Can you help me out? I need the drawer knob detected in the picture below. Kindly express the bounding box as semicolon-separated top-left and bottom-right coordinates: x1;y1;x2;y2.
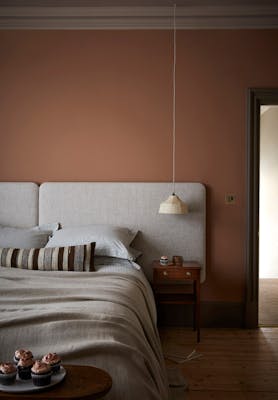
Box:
186;271;191;277
163;271;168;276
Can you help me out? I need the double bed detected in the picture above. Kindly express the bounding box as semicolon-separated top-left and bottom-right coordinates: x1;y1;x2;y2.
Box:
0;182;206;399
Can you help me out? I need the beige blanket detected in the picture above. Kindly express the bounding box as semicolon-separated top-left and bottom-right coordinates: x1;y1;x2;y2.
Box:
0;263;168;400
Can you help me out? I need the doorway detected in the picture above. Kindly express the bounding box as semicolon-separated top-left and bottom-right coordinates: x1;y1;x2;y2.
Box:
259;105;278;326
246;88;278;328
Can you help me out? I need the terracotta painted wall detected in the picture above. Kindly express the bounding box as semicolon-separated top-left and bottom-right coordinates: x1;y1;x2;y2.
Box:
1;29;278;303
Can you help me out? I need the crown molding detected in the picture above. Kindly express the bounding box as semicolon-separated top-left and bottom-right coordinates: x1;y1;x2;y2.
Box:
0;5;278;29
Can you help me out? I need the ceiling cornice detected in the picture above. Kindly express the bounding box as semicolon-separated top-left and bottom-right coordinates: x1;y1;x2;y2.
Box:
1;4;278;29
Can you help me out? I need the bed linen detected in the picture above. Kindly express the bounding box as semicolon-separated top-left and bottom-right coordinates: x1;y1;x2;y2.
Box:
0;257;168;400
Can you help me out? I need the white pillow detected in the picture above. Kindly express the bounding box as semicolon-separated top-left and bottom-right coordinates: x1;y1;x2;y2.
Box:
0;223;60;249
46;224;141;261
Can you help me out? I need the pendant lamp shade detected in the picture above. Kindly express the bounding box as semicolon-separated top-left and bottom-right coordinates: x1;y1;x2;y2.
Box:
158;4;188;215
159;193;188;214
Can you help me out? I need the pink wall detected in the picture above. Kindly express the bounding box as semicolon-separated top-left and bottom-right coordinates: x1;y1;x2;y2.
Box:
1;29;278;303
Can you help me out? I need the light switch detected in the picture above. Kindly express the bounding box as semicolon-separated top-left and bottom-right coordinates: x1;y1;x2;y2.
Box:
225;194;236;204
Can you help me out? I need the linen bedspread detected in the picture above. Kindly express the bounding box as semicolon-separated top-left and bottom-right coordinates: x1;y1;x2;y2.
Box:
0;262;168;400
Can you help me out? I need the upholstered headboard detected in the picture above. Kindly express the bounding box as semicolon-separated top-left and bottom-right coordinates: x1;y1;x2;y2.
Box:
0;182;206;281
39;182;206;281
0;182;38;227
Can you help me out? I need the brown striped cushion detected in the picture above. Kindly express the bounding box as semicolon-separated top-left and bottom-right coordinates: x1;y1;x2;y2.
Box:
0;243;95;272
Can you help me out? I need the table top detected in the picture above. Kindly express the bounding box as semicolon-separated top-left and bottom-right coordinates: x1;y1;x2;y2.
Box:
0;364;112;400
152;260;201;269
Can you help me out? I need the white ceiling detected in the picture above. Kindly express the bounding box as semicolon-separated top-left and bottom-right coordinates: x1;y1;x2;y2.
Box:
0;0;278;29
261;106;278;116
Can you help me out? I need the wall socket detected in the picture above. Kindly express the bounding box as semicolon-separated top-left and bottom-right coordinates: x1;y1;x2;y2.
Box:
225;194;236;204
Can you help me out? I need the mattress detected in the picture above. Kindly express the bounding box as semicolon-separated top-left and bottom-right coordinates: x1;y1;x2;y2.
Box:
0;257;168;400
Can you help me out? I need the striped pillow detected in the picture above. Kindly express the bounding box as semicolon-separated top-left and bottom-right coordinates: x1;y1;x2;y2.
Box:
0;243;95;272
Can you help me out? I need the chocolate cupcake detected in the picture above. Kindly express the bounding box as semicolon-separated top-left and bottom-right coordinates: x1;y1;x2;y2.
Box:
17;356;34;380
31;360;52;387
42;353;61;373
14;349;33;365
0;363;17;385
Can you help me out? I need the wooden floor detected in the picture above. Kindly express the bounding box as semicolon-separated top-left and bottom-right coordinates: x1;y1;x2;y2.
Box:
159;327;278;399
259;278;278;326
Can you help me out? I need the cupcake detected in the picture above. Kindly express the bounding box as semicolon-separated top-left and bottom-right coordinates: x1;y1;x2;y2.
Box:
14;349;33;365
0;363;17;385
17;356;34;380
42;353;61;373
31;360;52;387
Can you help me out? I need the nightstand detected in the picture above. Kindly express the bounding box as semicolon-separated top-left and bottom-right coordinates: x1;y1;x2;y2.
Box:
152;260;201;342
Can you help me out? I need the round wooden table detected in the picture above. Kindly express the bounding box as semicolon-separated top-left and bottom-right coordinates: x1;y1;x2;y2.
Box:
0;365;112;400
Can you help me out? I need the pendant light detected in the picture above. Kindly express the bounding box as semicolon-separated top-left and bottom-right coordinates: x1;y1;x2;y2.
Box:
159;4;188;215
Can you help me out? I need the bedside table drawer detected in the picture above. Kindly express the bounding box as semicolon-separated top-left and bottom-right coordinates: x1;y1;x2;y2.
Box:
153;267;199;283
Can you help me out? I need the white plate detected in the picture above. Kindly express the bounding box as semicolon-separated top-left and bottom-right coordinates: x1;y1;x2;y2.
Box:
0;366;66;393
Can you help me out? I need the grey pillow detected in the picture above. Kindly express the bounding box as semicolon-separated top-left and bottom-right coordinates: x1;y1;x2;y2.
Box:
0;223;59;249
46;224;141;261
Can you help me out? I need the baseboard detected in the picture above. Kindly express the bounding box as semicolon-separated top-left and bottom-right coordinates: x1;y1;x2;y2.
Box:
157;301;244;328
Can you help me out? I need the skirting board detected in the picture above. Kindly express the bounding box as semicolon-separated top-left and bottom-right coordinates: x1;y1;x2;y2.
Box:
157;301;244;328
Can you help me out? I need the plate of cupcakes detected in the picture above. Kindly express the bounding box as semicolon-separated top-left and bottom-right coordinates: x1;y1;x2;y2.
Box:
0;349;66;393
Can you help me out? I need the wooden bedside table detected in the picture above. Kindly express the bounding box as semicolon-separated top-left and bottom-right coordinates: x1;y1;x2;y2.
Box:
0;365;112;399
152;260;201;342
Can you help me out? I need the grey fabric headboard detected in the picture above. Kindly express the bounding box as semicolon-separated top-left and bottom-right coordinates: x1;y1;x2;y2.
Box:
0;182;206;281
39;182;206;281
0;182;38;227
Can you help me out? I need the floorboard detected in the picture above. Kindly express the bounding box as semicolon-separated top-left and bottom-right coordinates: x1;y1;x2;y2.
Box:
159;327;278;400
259;278;278;326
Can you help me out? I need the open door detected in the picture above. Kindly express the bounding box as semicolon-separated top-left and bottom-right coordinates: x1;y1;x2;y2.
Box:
245;88;278;328
259;105;278;326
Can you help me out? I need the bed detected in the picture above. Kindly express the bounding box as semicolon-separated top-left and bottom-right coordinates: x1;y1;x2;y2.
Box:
0;182;206;399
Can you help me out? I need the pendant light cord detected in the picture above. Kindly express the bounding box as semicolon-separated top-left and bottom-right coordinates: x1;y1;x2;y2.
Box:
172;3;176;195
